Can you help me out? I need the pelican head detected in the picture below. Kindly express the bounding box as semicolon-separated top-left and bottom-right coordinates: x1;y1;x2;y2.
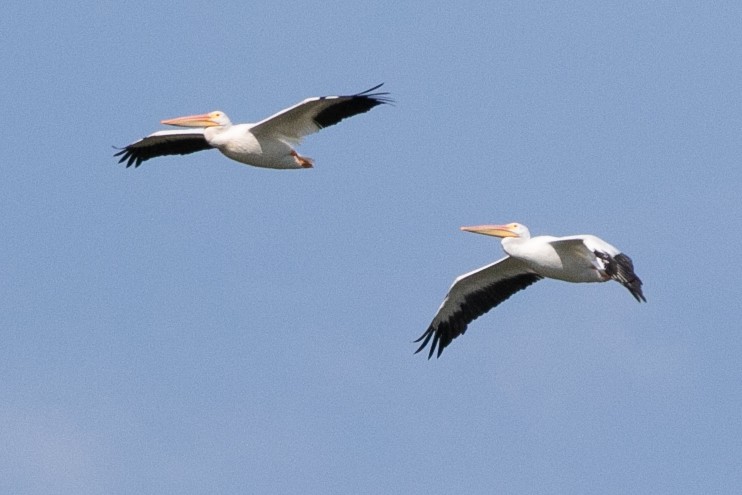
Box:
161;110;231;128
460;222;530;239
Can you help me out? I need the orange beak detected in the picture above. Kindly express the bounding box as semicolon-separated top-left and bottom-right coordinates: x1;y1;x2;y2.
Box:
460;224;519;238
161;113;220;127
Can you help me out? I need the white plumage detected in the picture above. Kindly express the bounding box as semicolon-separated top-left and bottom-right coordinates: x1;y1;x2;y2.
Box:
115;84;391;169
415;223;645;358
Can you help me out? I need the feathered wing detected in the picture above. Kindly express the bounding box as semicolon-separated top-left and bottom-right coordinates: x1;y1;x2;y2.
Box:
248;84;391;145
552;236;646;302
415;257;543;359
598;252;646;302
114;129;212;168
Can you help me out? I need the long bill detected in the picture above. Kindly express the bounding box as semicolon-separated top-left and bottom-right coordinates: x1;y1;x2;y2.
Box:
161;113;220;127
460;224;519;238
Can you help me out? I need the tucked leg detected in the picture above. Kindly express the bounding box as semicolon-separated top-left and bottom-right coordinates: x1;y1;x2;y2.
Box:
291;150;314;168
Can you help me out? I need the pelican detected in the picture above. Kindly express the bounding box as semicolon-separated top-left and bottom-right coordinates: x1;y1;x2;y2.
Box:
115;84;391;169
415;223;646;358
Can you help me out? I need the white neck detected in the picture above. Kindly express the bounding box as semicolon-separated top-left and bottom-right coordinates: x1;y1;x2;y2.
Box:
501;236;529;257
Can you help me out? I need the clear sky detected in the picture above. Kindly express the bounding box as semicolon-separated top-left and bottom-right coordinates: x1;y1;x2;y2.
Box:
2;1;741;493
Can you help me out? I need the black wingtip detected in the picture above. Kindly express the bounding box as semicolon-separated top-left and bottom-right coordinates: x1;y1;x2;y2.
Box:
313;84;393;129
414;273;544;360
626;277;646;302
356;83;394;105
613;253;646;303
113;133;211;168
359;83;384;93
629;285;647;303
113;146;140;168
413;329;439;359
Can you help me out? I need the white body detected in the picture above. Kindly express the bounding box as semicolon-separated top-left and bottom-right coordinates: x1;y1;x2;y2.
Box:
415;223;645;358
502;234;620;283
115;85;390;169
206;124;301;169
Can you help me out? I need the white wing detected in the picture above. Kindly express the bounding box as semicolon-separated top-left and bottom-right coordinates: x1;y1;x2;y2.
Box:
550;236;645;302
248;84;391;145
554;235;620;256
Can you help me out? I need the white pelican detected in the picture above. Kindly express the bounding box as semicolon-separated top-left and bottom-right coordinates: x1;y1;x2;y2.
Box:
415;223;646;358
115;84;391;169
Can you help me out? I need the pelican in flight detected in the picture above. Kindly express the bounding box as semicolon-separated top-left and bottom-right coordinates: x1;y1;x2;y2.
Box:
115;84;391;169
415;223;646;358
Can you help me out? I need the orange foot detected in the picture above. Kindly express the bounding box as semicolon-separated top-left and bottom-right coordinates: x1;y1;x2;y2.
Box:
291;150;314;168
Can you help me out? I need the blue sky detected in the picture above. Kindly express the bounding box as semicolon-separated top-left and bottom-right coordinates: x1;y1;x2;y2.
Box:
2;1;741;493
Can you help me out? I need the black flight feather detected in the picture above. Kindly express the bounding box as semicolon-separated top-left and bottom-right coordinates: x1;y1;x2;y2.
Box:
114;134;212;168
595;251;646;302
313;83;392;129
415;272;544;359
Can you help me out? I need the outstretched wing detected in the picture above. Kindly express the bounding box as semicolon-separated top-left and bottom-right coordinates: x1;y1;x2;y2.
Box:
249;84;391;145
114;129;212;168
555;236;646;303
415;257;543;359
